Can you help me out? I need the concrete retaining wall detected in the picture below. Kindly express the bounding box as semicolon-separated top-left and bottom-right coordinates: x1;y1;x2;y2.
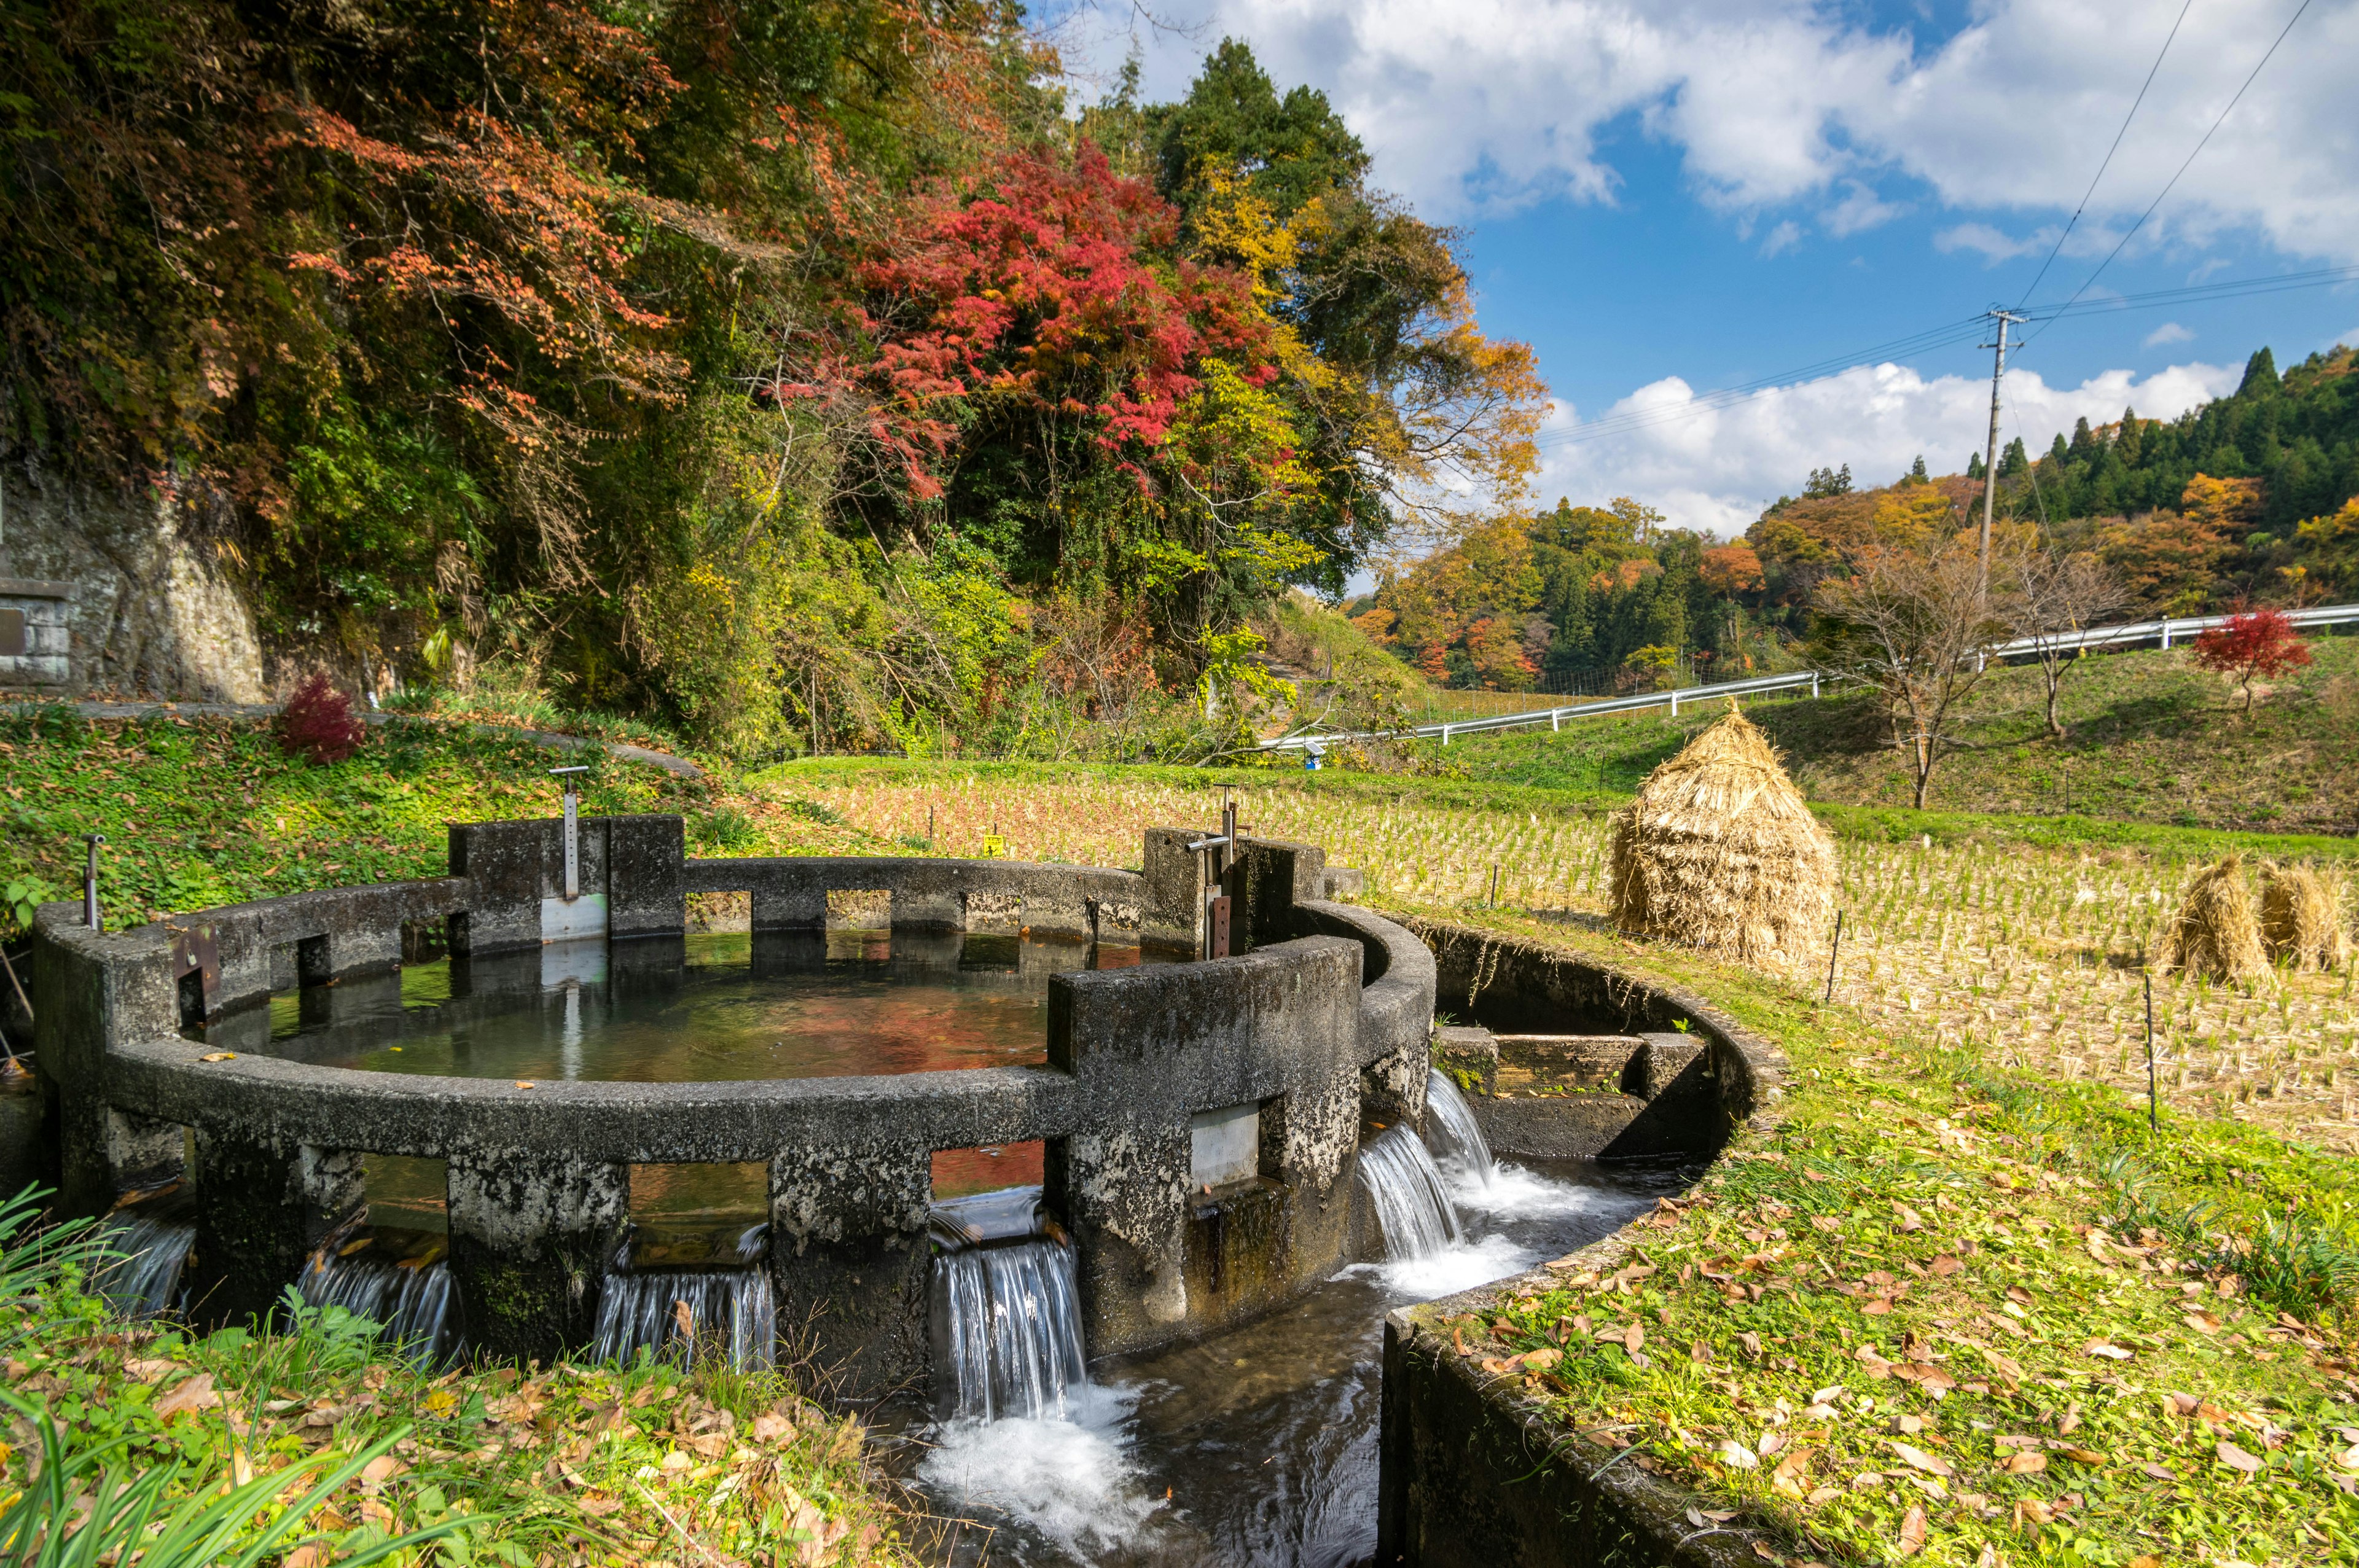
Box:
1379;922;1786;1568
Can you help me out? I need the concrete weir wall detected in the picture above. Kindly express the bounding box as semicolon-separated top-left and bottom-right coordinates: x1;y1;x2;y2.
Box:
28;817;1435;1392
1379;922;1786;1568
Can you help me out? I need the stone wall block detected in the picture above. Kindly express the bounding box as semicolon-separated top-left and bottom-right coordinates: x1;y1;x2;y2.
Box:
769;1143;932;1397
604;815;686;937
189;1128;356;1327
33;911;181;1214
446;1148;628;1362
0;472;266;701
447;821;544;956
1140;827;1208;949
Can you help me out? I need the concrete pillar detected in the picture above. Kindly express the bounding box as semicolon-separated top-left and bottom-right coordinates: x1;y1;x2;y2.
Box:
604;815;686;938
448;821;546;957
31;908;180;1215
447;1148;628;1363
769;1144;933;1396
188;1133;365;1327
1140;827;1208;950
1231;839;1327;953
1049;1121;1193;1352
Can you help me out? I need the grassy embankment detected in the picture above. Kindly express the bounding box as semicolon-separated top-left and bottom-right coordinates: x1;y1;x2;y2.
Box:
1439;636;2359;836
7;708;2359;1562
1404;902;2359;1567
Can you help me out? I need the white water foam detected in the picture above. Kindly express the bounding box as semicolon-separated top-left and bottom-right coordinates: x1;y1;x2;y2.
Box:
918;1383;1167;1558
1363;1234;1539;1301
1448;1161;1622;1223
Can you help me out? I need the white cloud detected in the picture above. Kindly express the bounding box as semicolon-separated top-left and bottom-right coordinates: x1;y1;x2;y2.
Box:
1063;0;2359;260
1934;222;2044;263
1532;357;2241;539
1823;179;1907;238
1759;220;1804;258
2329;328;2359;354
2144;321;2194;347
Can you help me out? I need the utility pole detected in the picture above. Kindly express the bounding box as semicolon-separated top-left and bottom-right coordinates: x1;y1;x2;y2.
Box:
1978;308;2027;605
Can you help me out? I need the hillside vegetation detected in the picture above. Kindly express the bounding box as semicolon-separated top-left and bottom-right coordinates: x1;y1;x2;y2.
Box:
1439;637;2359;835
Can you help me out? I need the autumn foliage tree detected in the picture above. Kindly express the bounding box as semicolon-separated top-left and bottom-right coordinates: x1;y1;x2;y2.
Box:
2191;608;2312;716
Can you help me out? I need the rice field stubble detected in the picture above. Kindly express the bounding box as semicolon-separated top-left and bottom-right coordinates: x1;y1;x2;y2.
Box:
785;771;2359;1154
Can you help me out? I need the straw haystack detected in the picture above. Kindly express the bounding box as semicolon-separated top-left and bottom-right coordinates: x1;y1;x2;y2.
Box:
2259;861;2350;970
2154;856;2267;981
1608;703;1837;969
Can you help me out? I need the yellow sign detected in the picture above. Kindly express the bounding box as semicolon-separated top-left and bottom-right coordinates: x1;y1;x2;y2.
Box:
982;834;1006;859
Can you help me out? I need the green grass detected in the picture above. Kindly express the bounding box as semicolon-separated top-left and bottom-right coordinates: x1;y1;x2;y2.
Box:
1436;637;2359;835
0;1193;906;1565
0;705;890;932
1392;897;2359;1567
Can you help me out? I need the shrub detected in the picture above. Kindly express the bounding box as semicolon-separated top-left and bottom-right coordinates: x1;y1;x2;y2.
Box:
2190;607;2312;714
278;673;368;764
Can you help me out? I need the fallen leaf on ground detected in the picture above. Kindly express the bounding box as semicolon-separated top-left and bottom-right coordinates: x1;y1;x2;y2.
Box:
198;1051;236;1063
2084;1341;2133;1360
2215;1440;2264;1474
152;1373;219;1419
1898;1505;1928;1555
2001;1450;2046;1475
1890;1442;1954;1478
1716;1441;1759;1470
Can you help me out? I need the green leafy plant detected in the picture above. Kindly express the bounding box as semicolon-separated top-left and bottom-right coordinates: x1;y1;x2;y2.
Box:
0;1408;464;1568
4;876;58;936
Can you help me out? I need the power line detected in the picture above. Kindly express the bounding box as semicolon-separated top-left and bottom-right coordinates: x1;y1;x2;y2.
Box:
2021;0;2317;348
2014;0;2199;309
2023;260;2359;322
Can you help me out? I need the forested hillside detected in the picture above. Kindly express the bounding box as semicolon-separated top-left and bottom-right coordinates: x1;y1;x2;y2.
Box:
0;15;1539;757
1356;338;2359;697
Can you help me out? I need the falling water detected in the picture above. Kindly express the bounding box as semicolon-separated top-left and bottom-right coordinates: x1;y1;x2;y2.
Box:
932;1234;1088;1422
592;1225;775;1371
1420;1071;1495;1185
100;1214;197;1317
295;1247;463;1367
1357;1127;1461;1260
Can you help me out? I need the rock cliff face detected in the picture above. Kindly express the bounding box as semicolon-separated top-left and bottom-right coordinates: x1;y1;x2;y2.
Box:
0;462;267;703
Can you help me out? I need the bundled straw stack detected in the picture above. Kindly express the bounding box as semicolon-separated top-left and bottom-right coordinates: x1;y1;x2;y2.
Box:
1608;703;1837;969
2154;856;2268;981
2259;861;2351;970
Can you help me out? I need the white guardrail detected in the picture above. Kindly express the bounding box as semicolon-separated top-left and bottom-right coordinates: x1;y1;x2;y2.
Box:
1259;600;2359;752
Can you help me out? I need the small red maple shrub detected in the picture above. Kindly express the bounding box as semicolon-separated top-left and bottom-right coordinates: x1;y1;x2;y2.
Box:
279;672;368;763
2190;607;2312;715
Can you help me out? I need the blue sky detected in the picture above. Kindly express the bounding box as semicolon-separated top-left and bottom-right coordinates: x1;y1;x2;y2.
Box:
1044;0;2359;537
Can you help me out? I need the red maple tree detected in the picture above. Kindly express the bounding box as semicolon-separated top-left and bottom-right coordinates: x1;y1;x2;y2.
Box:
2190;607;2312;715
832;141;1275;496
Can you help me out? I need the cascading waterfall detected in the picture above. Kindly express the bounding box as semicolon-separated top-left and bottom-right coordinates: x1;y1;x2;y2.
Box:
296;1247;463;1367
1357;1126;1461;1259
932;1233;1088;1422
100;1214;197;1317
1420;1072;1495;1185
592;1225;775;1371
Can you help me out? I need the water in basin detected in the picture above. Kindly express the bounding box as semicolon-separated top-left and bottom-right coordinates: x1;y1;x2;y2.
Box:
200;929;1179;1083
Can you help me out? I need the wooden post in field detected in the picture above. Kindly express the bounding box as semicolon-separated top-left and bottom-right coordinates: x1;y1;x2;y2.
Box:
1824;911;1845;1002
2144;971;2159;1131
